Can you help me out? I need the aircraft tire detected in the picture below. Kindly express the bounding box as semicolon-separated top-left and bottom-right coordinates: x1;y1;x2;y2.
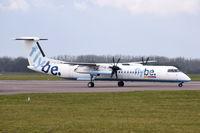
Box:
118;81;124;87
88;82;94;88
178;83;183;87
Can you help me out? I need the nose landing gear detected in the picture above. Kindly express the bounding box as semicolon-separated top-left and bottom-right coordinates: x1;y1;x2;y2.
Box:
178;82;183;87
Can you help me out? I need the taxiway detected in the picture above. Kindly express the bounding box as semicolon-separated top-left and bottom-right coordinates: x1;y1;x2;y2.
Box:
0;80;199;94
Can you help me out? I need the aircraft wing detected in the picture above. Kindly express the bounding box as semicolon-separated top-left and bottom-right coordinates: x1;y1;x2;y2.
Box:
77;71;112;75
72;63;112;76
126;60;157;64
63;60;156;66
65;62;98;66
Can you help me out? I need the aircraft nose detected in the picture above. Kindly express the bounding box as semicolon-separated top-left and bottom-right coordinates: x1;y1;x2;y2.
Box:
182;73;191;82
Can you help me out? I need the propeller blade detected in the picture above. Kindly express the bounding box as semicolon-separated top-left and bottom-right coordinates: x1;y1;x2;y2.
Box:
145;57;150;65
116;58;121;65
146;57;149;62
113;57;115;66
142;57;144;64
115;72;118;79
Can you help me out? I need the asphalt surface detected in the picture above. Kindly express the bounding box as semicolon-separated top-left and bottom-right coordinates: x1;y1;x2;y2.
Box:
0;80;200;95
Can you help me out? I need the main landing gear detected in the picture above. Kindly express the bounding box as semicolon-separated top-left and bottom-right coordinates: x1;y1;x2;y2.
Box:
178;82;183;87
118;81;124;87
88;82;94;88
88;75;95;88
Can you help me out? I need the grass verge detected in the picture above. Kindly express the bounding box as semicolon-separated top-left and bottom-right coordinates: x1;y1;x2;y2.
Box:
188;74;200;81
0;91;200;133
0;73;63;80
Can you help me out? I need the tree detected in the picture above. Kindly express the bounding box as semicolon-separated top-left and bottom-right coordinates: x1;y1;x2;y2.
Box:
1;55;200;74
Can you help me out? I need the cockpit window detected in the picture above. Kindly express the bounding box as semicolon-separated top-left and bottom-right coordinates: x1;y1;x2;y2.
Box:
167;69;180;72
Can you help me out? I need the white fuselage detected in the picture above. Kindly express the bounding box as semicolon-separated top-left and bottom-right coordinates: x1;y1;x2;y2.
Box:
29;63;191;83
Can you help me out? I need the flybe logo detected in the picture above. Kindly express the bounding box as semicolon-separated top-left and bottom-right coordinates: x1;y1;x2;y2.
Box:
29;46;46;69
29;46;61;76
41;61;61;76
144;68;156;78
133;68;156;78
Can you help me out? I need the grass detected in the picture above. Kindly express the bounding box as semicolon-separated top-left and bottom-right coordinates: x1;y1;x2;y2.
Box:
0;73;200;81
0;73;63;80
1;91;200;133
188;74;200;81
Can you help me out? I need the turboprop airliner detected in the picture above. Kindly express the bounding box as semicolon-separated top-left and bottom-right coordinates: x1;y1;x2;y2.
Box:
14;37;191;88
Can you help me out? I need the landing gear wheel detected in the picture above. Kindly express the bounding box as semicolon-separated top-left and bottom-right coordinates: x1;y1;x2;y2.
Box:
88;82;94;88
118;81;124;87
178;83;183;87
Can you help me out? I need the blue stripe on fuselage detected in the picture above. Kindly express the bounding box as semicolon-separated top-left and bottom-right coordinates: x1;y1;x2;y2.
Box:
62;77;190;83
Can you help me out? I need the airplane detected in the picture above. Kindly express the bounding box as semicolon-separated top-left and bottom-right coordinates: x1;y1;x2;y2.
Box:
14;37;191;88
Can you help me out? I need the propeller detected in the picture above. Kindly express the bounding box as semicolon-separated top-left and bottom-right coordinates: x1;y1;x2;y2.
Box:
142;57;150;65
109;57;121;79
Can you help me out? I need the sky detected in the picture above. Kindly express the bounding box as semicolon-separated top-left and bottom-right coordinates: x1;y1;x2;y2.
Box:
1;0;200;58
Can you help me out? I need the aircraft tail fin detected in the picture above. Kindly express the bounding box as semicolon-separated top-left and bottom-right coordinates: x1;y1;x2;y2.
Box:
14;37;65;73
13;37;48;66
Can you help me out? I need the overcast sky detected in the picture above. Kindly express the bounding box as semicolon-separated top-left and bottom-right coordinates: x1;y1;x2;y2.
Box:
1;0;200;58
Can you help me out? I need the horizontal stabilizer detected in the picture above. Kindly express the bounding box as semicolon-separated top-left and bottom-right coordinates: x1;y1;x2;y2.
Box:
13;37;47;41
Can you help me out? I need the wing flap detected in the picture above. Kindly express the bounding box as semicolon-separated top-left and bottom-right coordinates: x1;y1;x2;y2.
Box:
77;71;111;75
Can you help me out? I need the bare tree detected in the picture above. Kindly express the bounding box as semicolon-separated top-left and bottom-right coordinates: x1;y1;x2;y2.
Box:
1;55;200;74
